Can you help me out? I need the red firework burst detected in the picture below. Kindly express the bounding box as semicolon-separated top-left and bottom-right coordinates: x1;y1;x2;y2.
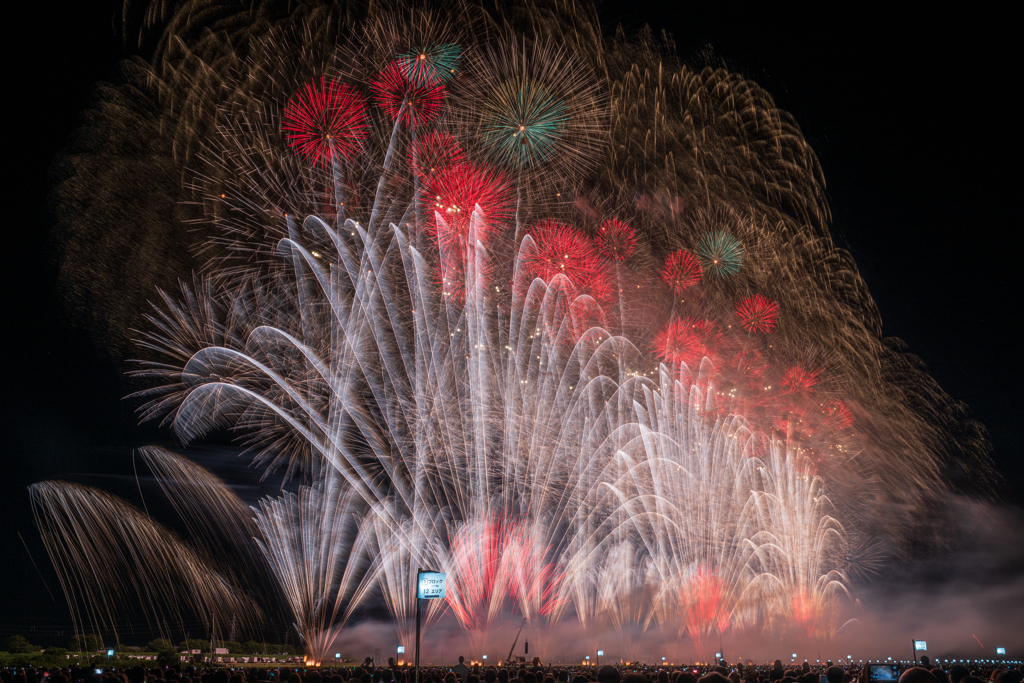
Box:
282;77;369;167
423;164;515;248
779;363;820;395
595;218;637;262
652;318;702;367
822;400;854;431
736;294;780;334
371;61;445;127
409;130;465;181
521;219;611;304
435;251;495;303
660;249;703;295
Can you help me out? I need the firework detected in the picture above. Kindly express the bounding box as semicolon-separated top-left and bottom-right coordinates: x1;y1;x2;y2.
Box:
481;80;570;169
282;77;369;167
29;481;260;641
660;249;703;295
736;294;781;334
822;400;854;431
595;218;638;262
696;231;745;279
371;61;445;127
423;163;515;248
780;363;821;396
519;218;611;304
398;43;462;85
462;36;607;186
652;318;702;367
254;468;378;665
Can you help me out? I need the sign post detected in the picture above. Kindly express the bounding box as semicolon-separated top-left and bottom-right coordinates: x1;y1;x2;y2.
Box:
416;569;447;683
913;641;927;665
597;650;603;667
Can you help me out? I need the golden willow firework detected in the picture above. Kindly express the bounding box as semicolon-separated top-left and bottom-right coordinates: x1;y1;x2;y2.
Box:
40;0;992;660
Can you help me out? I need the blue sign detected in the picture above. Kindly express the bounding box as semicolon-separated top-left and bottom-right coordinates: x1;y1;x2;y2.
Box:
915;641;927;652
398;646;405;654
418;572;447;599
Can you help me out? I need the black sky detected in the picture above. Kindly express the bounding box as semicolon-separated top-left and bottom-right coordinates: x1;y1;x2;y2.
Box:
1;0;1020;637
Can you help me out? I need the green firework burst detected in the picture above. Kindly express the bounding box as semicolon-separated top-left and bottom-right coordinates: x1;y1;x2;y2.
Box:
398;43;462;84
480;80;570;169
697;231;744;278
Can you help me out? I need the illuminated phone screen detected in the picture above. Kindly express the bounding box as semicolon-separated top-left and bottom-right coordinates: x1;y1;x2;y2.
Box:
869;665;897;682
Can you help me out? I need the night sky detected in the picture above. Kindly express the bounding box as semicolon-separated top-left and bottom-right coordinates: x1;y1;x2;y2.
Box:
1;1;1020;640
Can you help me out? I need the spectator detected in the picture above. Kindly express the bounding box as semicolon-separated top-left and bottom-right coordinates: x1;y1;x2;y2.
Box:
598;668;620;683
898;669;939;683
453;659;469;683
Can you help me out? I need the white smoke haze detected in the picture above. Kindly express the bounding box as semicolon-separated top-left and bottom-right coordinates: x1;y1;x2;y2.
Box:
326;501;1024;664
